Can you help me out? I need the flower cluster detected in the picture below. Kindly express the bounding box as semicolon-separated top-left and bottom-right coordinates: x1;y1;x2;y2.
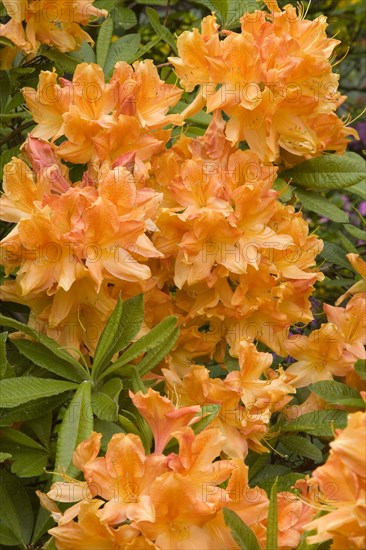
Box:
169;0;357;164
163;339;295;457
300;410;366;549
150;113;324;364
0;136;163;352
0;1;365;548
41;388;316;550
0;0;107;63
22;61;182;165
284;254;366;388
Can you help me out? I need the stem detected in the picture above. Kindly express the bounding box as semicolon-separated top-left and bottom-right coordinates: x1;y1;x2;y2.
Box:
0;120;35;147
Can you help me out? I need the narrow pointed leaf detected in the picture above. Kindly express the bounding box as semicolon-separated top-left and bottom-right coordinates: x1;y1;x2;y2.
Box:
295;189;349;223
54;381;93;480
96;16;113;68
223;509;261;550
93;294;144;380
309;380;365;408
146;8;177;54
91;392;118;421
104;34;141;78
266;478;278;550
103;316;178;378
281;409;348;436
0;332;8;378
0;314;86;373
0;377;77;408
138;326;179;376
280;435;323;462
12;339;86;382
282;152;366;190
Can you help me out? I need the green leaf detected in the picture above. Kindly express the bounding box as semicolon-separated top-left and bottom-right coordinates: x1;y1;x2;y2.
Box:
131;368;147;395
102;316;178;378
0;314;87;374
212;0;228;22
0;428;48;477
0;452;11;463
118;413;141;435
0;71;10;112
0;111;31;120
309;380;365;408
43;537;58;550
338;232;358;254
273;178;294;202
0;524;21;546
319;241;357;271
136;0;178;4
54;381;93;480
91;391;118;421
280;435;323;462
250;464;290;487
0;145;21;180
281;152;366;190
192;0;257;27
266;478;278;550
11;449;48;477
0;393;68;426
12;339;86;383
347;181;366;200
223;509;261;550
101;377;123;401
96;16;114;68
281;409;348;437
0;332;8;378
42;48;78;72
93;294;144;380
0;428;45;451
132;36;161;61
138;326;179;377
114;6;137;30
248;453;269;482
322;277;355;288
69;41;96;64
31;506;55;546
295;189;349;223
355;359;366;381
0;469;34;547
192;404;220;434
104;34;141;78
0;36;16;47
0;377;77;408
345;224;365;241
93;296;123;373
259;473;304;496
146;8;178;54
92;378;123;422
27;412;52;447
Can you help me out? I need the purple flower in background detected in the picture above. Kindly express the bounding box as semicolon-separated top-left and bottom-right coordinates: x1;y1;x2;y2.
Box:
359;202;366;216
348;121;366;154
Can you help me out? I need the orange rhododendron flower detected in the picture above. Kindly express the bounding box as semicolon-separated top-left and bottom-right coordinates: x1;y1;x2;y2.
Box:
163;340;295;456
44;426;272;550
302;411;366;549
169;4;357;163
22;61;182;165
0;0;108;55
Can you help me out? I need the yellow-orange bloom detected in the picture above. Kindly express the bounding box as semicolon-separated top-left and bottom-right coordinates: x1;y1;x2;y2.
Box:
303;411;366;549
0;0;108;55
169;5;357;163
22;62;182;165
